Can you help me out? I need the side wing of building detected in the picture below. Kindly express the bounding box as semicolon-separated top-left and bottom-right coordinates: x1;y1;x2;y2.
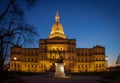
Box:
10;46;40;72
74;45;107;72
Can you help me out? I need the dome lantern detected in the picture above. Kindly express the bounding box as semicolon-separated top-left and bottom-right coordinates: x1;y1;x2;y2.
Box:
55;11;60;22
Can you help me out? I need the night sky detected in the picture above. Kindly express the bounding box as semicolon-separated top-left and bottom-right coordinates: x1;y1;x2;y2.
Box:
6;0;120;66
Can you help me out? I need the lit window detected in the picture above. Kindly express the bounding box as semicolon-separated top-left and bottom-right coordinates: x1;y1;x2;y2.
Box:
96;64;98;68
25;64;26;68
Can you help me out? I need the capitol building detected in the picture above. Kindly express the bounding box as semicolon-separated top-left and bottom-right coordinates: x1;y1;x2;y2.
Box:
10;12;107;73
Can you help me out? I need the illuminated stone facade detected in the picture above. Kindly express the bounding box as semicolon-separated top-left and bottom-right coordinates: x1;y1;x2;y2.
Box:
10;12;107;72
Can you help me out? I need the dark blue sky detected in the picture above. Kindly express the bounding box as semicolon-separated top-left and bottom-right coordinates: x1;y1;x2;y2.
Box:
23;0;120;66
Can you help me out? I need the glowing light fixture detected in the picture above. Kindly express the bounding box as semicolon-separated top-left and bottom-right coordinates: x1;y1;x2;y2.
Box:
13;57;17;60
106;56;108;60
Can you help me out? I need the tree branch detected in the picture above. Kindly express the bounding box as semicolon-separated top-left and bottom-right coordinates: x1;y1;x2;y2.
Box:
0;0;14;22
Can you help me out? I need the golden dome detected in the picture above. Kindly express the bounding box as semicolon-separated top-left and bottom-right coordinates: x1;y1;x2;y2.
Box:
48;11;66;39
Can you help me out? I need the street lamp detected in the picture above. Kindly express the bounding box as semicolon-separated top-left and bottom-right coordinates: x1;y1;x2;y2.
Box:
49;63;53;77
13;57;17;73
50;63;52;66
64;63;66;66
13;57;17;60
50;62;53;71
106;56;108;71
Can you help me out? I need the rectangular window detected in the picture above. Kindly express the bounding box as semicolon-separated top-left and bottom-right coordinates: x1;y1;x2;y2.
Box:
36;52;37;55
78;65;80;69
18;64;19;68
82;65;83;68
28;64;30;68
25;64;26;68
36;65;37;68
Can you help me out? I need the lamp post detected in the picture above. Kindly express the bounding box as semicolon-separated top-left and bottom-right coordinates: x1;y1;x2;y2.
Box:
106;56;108;71
13;57;17;73
49;63;52;77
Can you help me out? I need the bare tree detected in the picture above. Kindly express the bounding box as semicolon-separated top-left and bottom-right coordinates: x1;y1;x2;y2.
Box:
0;0;38;72
116;54;120;65
0;0;37;22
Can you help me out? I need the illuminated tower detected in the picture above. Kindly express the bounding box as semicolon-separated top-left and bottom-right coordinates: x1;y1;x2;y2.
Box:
48;11;66;39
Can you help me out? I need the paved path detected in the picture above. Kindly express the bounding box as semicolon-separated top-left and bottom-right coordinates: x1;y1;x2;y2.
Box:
20;76;101;83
